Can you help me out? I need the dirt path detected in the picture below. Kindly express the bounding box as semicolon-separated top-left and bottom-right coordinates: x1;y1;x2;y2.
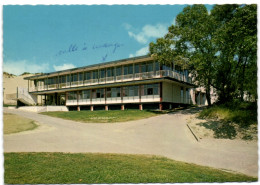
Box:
3;107;258;177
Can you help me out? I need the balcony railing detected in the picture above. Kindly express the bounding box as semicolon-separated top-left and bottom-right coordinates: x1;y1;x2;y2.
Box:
29;70;191;92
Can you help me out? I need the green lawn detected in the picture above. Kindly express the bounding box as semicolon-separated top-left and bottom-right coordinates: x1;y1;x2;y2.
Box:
3;113;38;134
41;110;163;123
4;152;256;184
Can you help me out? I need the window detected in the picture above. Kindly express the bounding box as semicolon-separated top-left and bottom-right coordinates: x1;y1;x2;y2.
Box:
85;72;91;80
72;73;78;82
106;88;111;98
155;62;160;71
147;62;153;72
134;64;139;73
107;68;114;77
111;87;121;97
66;75;70;83
82;90;90;99
116;66;121;76
92;89;97;99
141;63;146;72
96;89;105;98
124;86;129;97
60;75;66;83
92;70;98;79
100;69;105;78
153;84;159;95
147;84;153;95
68;91;77;100
78;73;83;81
142;83;159;96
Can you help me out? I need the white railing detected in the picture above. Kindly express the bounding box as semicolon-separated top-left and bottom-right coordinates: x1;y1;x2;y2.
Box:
30;70;191;92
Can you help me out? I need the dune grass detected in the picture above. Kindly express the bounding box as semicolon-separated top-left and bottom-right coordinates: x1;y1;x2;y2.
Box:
3;113;38;134
4;152;257;184
41;110;163;123
197;101;257;139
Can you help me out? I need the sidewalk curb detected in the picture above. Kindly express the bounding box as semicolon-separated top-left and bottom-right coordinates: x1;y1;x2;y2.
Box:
187;123;200;142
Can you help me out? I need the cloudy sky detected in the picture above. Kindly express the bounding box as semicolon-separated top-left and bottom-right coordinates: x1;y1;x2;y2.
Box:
3;5;213;75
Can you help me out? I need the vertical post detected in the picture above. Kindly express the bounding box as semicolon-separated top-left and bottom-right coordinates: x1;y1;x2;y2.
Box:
139;104;143;110
105;105;108;111
77;106;80;111
121;104;124;110
90;105;94;111
159;103;163;111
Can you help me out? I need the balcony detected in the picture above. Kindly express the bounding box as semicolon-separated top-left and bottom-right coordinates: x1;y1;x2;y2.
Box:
29;70;191;92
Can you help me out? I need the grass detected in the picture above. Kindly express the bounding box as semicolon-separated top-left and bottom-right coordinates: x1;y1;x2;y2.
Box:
198;101;257;139
4;152;257;184
41;110;164;123
3;113;38;134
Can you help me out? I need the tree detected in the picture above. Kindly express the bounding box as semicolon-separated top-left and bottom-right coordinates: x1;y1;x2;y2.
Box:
150;5;217;105
211;4;257;102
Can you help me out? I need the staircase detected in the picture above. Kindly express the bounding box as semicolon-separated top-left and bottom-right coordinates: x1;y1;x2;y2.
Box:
17;87;37;105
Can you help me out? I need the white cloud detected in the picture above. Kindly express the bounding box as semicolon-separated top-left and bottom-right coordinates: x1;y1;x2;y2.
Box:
3;60;49;75
53;63;76;71
126;23;169;44
129;46;149;58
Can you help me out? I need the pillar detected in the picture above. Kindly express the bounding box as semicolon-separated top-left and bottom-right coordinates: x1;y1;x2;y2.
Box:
159;103;163;111
121;104;125;110
139;104;143;110
105;105;108;111
90;105;94;111
169;104;172;109
77;106;80;111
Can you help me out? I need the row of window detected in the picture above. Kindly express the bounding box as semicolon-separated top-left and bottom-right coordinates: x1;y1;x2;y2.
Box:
67;84;160;100
35;61;187;86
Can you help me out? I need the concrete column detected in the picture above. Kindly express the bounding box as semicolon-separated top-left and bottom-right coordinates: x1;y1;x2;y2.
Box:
169;104;172;109
90;105;94;111
77;106;80;111
159;103;163;111
121;104;125;110
105;105;108;111
139;104;143;110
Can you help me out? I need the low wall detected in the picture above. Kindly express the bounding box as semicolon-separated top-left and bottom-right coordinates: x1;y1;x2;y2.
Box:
18;106;69;113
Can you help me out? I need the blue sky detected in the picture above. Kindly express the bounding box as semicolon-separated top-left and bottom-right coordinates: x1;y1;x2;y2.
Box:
3;5;213;75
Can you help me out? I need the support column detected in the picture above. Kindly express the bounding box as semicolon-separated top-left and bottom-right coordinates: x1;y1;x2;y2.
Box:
90;105;94;111
139;104;143;110
44;94;47;105
77;106;80;111
121;104;125;110
169;104;172;109
159;103;163;111
105;105;108;111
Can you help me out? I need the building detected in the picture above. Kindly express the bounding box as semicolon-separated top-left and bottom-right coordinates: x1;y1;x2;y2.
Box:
21;55;206;111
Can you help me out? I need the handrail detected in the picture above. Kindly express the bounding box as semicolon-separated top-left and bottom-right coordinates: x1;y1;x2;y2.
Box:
30;70;191;92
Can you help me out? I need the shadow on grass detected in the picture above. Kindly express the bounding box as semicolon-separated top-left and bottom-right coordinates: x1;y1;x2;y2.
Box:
198;121;237;139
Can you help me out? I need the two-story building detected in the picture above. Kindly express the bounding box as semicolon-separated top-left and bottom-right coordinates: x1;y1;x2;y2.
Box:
22;55;203;111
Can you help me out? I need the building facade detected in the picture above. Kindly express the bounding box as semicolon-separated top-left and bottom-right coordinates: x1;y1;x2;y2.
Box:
23;55;203;111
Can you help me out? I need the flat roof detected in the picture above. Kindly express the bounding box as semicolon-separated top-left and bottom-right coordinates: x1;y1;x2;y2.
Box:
24;55;152;80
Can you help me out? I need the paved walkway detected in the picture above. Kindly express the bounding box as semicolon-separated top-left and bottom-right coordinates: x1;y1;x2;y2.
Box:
4;108;258;177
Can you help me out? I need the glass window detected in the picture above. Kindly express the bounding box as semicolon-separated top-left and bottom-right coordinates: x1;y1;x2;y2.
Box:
154;84;159;95
66;75;70;83
92;89;96;99
124;86;129;97
155;62;160;71
92;70;98;79
124;66;128;75
141;63;146;72
134;64;139;73
79;73;83;81
116;66;121;76
100;69;105;78
111;88;117;97
96;89;105;98
82;90;90;99
129;65;133;74
68;91;77;100
129;86;134;96
147;63;153;72
134;86;139;96
72;73;78;82
147;84;153;95
106;88;111;98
